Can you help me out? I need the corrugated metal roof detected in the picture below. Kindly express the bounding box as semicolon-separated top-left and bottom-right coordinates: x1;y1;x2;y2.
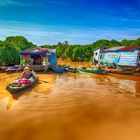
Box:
104;46;140;52
22;47;49;53
23;47;41;52
104;46;126;52
94;46;108;51
118;46;140;51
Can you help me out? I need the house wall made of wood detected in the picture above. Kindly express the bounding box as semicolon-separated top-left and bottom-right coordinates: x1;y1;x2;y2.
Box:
101;50;139;67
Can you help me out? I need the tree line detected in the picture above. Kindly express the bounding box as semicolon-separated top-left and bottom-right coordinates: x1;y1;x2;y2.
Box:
0;36;140;66
41;38;140;62
0;36;34;66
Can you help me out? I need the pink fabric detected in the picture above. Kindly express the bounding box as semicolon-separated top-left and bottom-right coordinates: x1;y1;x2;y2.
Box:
18;78;31;84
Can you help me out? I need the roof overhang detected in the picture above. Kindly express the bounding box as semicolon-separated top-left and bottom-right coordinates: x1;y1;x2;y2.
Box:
20;52;51;57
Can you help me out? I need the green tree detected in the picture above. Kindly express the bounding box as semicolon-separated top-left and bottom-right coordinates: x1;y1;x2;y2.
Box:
0;44;20;66
82;46;93;61
4;36;34;51
64;45;74;59
72;46;85;61
130;38;140;46
56;41;68;58
0;40;3;46
92;39;110;48
136;38;140;46
109;39;120;47
120;39;133;46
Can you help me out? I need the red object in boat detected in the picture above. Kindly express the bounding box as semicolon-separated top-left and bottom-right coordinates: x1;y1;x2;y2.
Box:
18;79;31;84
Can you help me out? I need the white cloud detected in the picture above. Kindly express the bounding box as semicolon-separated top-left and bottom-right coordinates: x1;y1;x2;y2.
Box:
0;20;139;45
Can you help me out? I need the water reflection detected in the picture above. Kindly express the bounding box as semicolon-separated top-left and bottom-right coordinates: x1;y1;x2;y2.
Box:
0;72;140;109
107;74;140;95
0;71;140;140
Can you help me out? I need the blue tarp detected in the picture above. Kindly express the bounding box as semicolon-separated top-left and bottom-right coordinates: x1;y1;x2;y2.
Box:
49;52;57;65
7;66;19;70
20;52;48;57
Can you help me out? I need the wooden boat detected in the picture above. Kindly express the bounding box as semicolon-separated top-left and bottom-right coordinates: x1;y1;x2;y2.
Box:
5;66;20;73
64;67;77;73
52;66;64;74
68;68;77;73
77;67;107;74
0;66;8;72
107;69;136;75
117;65;138;70
6;77;37;94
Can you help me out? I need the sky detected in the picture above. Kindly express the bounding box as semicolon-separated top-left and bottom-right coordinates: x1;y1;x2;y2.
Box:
0;0;140;45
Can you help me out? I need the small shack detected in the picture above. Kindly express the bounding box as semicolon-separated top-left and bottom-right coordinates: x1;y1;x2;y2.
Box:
93;46;140;67
20;47;57;71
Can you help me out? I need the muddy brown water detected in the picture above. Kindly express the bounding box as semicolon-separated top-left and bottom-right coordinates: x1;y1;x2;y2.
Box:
0;63;140;140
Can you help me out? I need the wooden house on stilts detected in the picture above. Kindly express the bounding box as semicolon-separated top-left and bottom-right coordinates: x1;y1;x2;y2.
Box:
20;47;57;71
93;46;140;68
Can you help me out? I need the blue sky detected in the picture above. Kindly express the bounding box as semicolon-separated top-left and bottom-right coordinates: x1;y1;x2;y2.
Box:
0;0;140;45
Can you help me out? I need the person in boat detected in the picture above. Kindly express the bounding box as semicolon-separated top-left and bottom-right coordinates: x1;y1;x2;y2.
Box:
21;67;36;80
12;67;36;87
21;67;36;82
64;64;70;71
93;63;101;70
103;63;108;70
10;67;37;88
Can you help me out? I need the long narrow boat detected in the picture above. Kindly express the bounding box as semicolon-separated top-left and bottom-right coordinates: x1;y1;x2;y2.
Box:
6;77;37;94
68;68;77;73
6;66;20;73
107;69;135;75
0;66;8;72
63;65;77;73
52;67;64;74
77;67;107;74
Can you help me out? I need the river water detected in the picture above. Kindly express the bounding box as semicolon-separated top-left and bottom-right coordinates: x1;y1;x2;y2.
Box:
0;69;140;140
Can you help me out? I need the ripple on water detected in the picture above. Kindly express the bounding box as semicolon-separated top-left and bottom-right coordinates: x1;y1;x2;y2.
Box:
0;72;140;140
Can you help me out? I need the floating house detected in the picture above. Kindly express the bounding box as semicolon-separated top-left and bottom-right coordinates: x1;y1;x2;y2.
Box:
20;47;57;71
93;46;140;67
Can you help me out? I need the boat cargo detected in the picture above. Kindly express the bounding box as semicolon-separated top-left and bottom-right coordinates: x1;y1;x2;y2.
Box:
6;77;37;94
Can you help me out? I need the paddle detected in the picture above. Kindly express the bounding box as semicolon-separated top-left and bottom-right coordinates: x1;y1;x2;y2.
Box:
39;80;49;83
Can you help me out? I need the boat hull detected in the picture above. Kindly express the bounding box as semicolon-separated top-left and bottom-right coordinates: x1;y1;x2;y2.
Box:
6;78;37;94
68;68;77;73
52;68;64;74
77;67;107;74
107;69;135;75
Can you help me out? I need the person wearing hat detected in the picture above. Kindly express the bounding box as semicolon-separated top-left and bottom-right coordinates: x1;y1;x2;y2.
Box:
21;67;36;80
13;67;36;87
